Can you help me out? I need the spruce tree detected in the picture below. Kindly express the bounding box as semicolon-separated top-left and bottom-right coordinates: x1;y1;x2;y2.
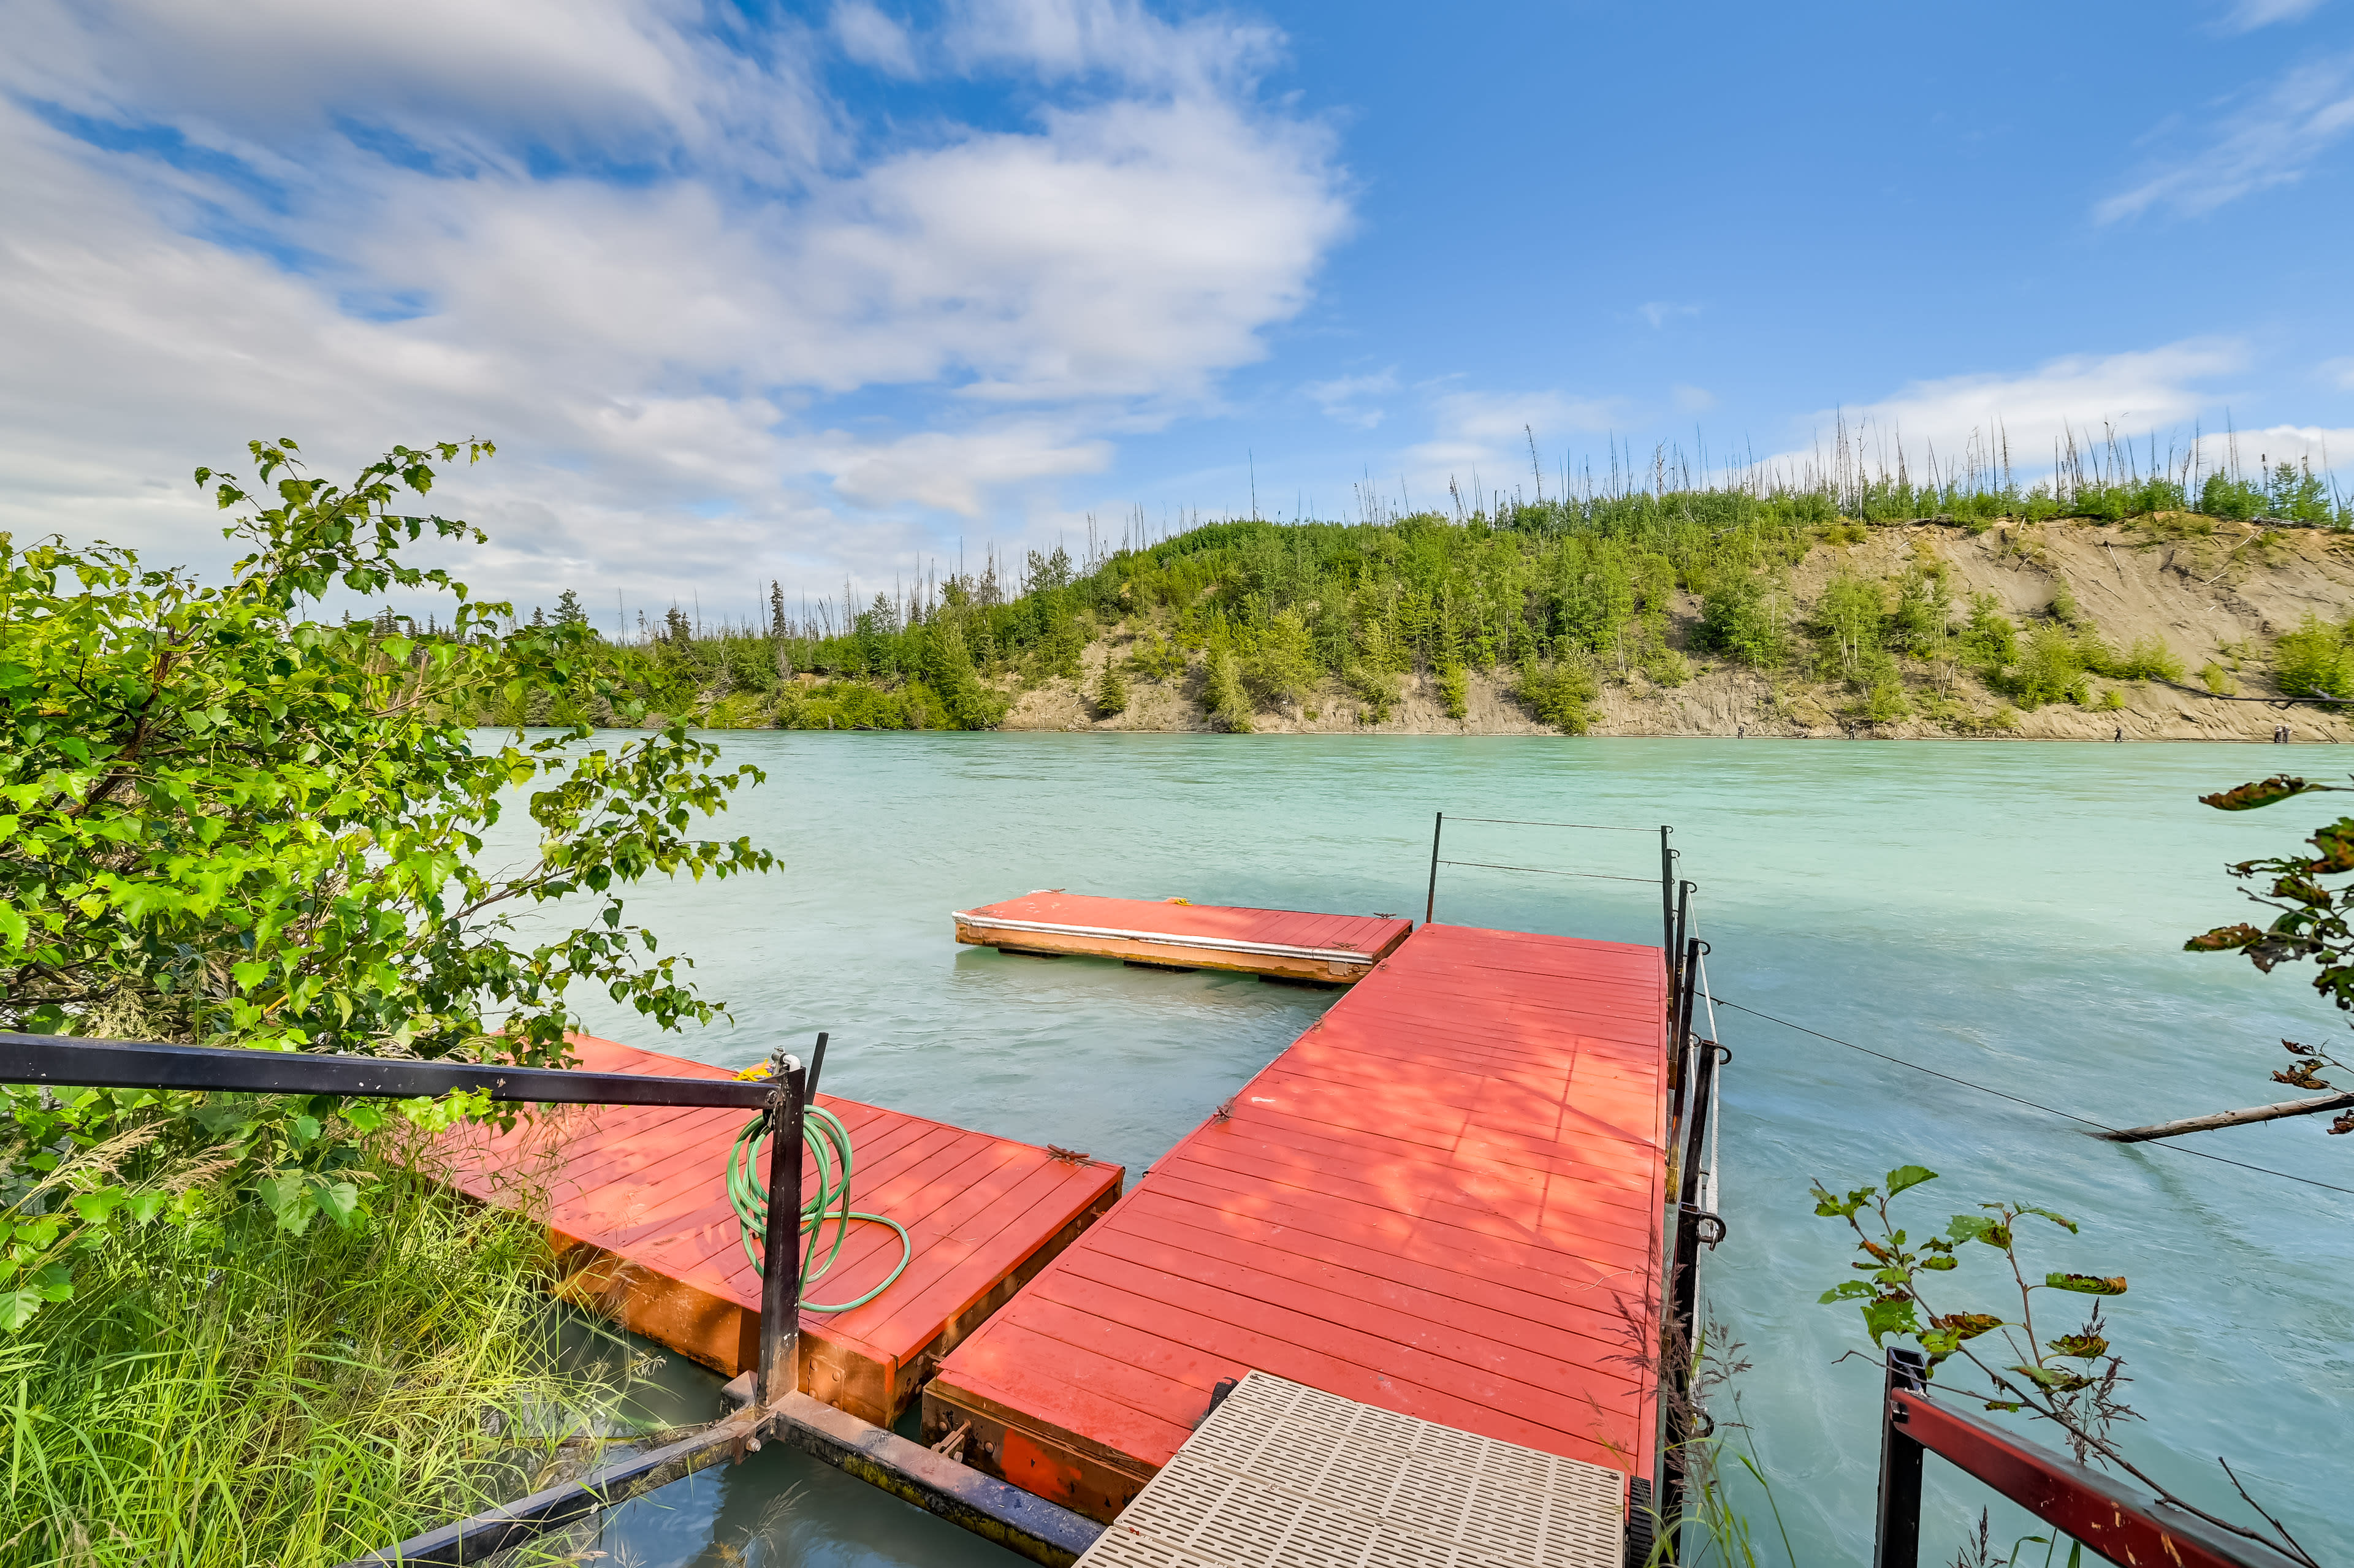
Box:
1094;658;1129;717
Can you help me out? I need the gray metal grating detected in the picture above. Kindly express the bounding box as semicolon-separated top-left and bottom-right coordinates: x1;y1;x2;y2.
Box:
1074;1371;1626;1568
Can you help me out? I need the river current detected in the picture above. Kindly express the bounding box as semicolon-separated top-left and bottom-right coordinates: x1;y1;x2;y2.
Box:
517;734;2352;1567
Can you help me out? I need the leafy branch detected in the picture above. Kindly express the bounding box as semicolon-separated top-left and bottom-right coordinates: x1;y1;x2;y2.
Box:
1811;1167;2316;1567
1;437;775;1330
2184;774;2354;1133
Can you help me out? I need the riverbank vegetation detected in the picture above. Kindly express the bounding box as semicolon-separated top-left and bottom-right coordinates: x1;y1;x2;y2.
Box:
461;450;2353;738
2;438;771;1560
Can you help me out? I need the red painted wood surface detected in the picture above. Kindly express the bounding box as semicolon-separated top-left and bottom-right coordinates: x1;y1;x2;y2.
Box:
956;892;1412;959
439;1035;1123;1420
933;923;1669;1482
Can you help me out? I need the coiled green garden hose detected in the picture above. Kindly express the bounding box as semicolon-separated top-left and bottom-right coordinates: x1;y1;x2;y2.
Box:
727;1102;913;1314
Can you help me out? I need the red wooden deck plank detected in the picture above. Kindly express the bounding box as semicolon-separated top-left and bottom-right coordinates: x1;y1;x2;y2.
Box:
438;1033;1122;1425
930;922;1669;1499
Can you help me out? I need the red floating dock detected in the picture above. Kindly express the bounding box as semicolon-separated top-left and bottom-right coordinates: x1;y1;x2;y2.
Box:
440;1035;1124;1428
954;892;1412;984
922;923;1669;1523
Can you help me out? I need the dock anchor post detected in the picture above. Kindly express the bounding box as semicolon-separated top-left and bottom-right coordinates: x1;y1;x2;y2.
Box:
755;1058;808;1414
1426;812;1443;926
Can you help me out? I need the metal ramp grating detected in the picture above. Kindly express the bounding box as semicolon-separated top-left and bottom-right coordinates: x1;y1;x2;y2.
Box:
1074;1371;1626;1568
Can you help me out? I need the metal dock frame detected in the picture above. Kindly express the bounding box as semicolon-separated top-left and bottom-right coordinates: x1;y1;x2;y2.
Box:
0;1033;1103;1568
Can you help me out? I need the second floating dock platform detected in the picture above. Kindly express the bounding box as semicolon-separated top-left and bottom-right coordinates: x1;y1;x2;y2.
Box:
954;891;1412;984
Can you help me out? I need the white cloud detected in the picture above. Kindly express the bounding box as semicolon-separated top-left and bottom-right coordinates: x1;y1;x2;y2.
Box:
2097;53;2354;221
1304;368;1396;428
807;422;1113;515
945;0;1284;96
2321;356;2354;390
0;0;1349;606
2192;424;2354;475
1406;388;1621;477
1762;340;2247;482
2224;0;2327;30
1671;383;1715;414
1637;301;1701;329
834;2;920;77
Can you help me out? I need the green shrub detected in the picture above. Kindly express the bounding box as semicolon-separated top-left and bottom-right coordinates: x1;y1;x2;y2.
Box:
1516;656;1598;733
1241;608;1317;709
1815;573;1885;674
1438;660;1469;720
1129;629;1186;680
1203;649;1252;731
1344;661;1398;723
1694;576;1787;668
2111;634;2184;682
1959;592;2017;671
2002;624;2091;709
2274;612;2354;699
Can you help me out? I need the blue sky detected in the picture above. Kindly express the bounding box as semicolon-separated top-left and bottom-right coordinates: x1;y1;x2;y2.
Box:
5;1;2352;618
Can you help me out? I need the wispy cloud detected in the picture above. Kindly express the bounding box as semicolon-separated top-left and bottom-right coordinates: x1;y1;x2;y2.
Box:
1406;387;1620;482
2222;0;2327;31
1762;340;2246;479
2097;53;2354;221
833;2;920;77
1636;300;1701;329
1303;368;1395;428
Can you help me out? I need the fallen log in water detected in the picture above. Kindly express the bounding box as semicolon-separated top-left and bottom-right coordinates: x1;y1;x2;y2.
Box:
2100;1092;2354;1142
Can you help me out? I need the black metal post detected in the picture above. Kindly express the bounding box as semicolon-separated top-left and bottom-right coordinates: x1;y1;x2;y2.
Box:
1658;1038;1724;1564
1667;937;1705;1151
1670;880;1693;1003
806;1030;830;1101
1658;826;1675;985
1873;1348;1930;1568
1425;812;1443;926
756;1062;807;1409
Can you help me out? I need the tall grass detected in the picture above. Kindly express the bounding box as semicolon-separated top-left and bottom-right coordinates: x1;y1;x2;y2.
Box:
1;1162;622;1567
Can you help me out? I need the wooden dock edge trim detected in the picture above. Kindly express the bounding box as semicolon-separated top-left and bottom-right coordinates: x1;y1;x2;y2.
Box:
957;924;1373;983
953;912;1388;965
922;1376;1159;1525
771;1390;1103;1568
908;1177;1126;1387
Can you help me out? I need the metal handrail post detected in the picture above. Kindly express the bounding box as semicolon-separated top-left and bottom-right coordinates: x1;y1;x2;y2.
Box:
1873;1347;1929;1568
1670;880;1693;1002
1658;826;1675;984
1426;812;1443;926
1667;937;1705;1145
1658;1011;1726;1562
756;1061;807;1409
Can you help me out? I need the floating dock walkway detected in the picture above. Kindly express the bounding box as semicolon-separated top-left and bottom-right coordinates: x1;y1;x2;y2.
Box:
955;892;1413;984
923;921;1670;1523
441;1035;1124;1428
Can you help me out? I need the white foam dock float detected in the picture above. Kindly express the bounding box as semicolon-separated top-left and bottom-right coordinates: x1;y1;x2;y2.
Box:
1073;1371;1625;1568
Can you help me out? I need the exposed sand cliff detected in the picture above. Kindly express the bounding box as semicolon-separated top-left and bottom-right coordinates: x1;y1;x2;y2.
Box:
1001;519;2354;740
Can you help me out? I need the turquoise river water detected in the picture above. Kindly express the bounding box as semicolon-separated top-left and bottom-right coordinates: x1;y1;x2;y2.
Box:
509;734;2352;1568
